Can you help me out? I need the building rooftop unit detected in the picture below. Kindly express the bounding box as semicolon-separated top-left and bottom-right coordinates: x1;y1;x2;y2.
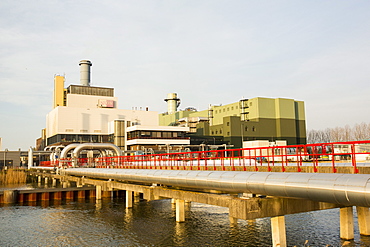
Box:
67;85;114;97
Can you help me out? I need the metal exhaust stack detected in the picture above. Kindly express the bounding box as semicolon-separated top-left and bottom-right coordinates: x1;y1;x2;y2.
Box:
79;60;92;86
164;93;180;114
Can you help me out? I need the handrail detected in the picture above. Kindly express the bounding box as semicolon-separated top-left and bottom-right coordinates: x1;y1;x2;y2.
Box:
49;140;370;173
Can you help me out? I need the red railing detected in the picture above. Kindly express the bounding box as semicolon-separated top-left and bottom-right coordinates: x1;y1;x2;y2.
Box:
55;140;370;173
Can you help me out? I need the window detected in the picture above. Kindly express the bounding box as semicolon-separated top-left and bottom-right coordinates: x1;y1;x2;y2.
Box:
227;107;229;111
223;109;225;112
227;122;230;126
163;132;172;138
252;126;256;132
245;126;248;131
227;132;230;135
140;131;150;137
220;129;222;134
231;107;234;110
152;132;161;138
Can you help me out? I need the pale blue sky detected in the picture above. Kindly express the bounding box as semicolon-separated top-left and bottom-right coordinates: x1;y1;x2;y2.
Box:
1;0;370;150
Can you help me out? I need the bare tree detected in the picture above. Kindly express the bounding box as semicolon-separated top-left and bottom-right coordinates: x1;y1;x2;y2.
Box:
309;122;370;143
307;129;331;143
343;125;352;141
353;122;370;140
330;127;343;142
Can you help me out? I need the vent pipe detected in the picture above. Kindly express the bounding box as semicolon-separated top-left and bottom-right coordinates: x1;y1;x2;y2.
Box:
79;60;92;86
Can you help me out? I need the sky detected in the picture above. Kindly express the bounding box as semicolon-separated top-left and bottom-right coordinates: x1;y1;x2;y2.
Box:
1;0;370;150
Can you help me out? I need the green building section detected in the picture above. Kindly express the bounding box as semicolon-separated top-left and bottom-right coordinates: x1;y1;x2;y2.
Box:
159;97;306;148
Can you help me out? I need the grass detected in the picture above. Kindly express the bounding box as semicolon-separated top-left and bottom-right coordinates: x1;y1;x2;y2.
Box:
0;168;27;184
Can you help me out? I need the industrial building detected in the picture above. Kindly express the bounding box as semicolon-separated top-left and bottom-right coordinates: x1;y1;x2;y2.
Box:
160;94;307;148
36;59;306;156
40;60;187;153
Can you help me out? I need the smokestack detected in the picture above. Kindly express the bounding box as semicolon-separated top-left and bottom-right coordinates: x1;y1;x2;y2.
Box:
79;60;92;86
164;93;180;114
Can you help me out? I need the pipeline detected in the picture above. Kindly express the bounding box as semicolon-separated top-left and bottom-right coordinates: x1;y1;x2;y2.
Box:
60;168;370;207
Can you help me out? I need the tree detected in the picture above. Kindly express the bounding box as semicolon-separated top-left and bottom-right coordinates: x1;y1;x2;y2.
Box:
308;122;370;143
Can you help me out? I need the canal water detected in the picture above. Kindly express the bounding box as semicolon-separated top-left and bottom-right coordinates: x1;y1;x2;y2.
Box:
1;197;370;246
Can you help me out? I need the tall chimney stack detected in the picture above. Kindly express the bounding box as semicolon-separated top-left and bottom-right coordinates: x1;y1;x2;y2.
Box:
164;93;180;114
79;60;92;86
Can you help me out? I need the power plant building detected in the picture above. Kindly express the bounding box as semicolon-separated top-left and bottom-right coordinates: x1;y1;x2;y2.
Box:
40;60;306;153
160;94;307;148
44;60;160;150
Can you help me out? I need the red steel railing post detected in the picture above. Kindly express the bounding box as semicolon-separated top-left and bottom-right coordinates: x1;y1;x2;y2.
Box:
331;144;337;173
351;144;359;174
296;146;301;172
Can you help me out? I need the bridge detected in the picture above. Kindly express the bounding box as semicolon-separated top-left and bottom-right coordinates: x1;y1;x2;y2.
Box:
30;140;370;247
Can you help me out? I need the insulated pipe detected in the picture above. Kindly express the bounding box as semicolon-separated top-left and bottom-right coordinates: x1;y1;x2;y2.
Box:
60;169;370;207
72;143;122;159
54;145;65;152
60;144;80;159
28;147;33;169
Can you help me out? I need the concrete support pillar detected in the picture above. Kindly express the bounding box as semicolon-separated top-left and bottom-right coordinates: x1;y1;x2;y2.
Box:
134;191;140;202
96;185;102;200
52;178;57;187
271;216;287;247
340;207;354;240
229;216;237;225
38;176;41;183
171;198;176;204
77;180;83;188
126;190;133;208
44;177;48;184
62;182;68;188
357;206;370;236
176;199;185;222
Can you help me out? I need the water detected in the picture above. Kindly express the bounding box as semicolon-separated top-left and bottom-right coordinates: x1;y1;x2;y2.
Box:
1;198;370;247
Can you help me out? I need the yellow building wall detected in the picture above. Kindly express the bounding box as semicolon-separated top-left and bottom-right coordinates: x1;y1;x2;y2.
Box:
294;100;306;121
212;102;240;125
53;75;65;108
253;98;276;119
159;111;193;126
188;109;208;118
274;98;295;119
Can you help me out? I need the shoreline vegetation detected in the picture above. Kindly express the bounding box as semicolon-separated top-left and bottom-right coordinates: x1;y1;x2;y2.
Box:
0;168;27;185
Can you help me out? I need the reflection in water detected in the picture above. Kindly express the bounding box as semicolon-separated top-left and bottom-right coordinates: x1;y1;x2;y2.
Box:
1;198;370;246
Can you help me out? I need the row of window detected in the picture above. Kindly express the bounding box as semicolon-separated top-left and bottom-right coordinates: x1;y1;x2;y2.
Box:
47;134;112;145
214;105;239;114
211;126;256;135
213;102;253;114
127;131;186;140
